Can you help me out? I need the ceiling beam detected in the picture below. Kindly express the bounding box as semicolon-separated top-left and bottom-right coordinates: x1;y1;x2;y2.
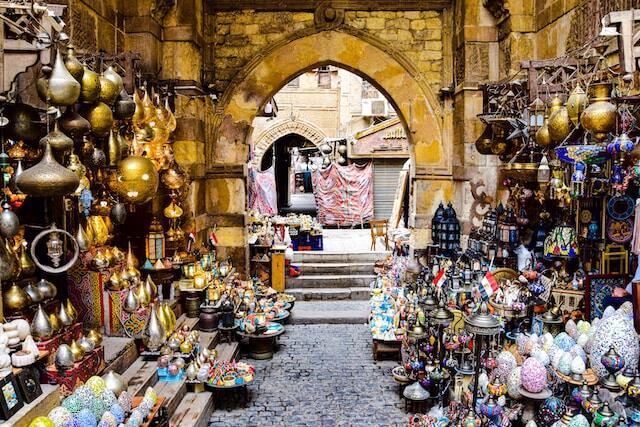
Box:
205;0;451;13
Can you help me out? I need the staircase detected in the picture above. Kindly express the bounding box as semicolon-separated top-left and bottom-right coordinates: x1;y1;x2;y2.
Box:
286;251;389;324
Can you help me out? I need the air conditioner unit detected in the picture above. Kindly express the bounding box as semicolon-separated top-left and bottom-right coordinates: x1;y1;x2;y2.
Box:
362;99;388;117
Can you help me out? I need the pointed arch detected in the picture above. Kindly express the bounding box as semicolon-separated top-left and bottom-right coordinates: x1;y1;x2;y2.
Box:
250;118;326;168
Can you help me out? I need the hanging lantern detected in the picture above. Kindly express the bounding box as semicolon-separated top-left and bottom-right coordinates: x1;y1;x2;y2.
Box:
528;97;546;133
571;162;586;198
46;227;64;267
431;202;445;244
441;203;461;252
145;218;165;263
544;223;579;258
497;207;518;245
537;155;551;184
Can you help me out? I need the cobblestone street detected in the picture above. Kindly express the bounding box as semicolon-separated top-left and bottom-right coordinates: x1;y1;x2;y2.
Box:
208;324;406;427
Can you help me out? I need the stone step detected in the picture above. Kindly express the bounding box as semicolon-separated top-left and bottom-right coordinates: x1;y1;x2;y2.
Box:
286;274;375;288
293;251;389;263
292;262;373;275
290;301;370;324
286;287;371;301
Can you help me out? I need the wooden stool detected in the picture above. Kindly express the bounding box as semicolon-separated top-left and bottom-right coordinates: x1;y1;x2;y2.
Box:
369;219;389;251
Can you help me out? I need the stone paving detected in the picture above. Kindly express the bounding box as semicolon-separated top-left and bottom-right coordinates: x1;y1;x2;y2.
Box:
208;324;406;427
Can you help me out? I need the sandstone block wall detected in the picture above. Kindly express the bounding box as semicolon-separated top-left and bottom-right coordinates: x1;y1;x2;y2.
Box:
206;9;445;97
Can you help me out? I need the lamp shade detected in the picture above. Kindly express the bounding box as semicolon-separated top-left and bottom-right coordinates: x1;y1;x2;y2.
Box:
544;224;579;258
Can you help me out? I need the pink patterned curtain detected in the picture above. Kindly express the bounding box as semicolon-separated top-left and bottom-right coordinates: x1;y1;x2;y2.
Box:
248;166;277;214
312;162;374;226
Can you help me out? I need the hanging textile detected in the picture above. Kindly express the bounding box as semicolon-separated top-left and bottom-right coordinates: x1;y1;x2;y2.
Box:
248;166;277;214
312;162;374;226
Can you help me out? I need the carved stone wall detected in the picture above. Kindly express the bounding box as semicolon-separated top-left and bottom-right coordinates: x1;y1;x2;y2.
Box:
250;119;326;168
206;9;444;96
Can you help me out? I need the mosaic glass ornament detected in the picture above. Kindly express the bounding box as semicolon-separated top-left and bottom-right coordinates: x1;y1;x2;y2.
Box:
143;386;157;404
86;376;107;396
565;319;578;338
495;351;517;380
75;408;97;427
532;347;550;366
117;391;133;412
570;345;587;363
29;417;54;427
537;397;566;425
128;408;144;426
542;333;554;351
100;389;117;408
109;404;125;423
48;406;73;427
63;418;81;427
97;422;109;427
62;394;83;414
566;414;590;427
602;305;616;319
576;320;591;334
139;395;154;415
73;386;94;407
521;357;548;393
551;350;565;370
571;356;586;376
99;411;117;427
517;333;529;355
507;367;522;399
559;352;573;375
554;332;576;352
90;397;106;421
547;345;561;365
589;312;639;377
576;333;589;349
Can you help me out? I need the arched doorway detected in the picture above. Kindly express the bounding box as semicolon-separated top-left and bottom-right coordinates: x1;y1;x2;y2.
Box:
207;29;453;267
250;118;326;169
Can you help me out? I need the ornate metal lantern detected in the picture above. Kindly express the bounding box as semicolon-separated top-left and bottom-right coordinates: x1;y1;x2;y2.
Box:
497;207;518;245
431;202;445;244
528;97;546;133
46;227;64;267
145;218;165;263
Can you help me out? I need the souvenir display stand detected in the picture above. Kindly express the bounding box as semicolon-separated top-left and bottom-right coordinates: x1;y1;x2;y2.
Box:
377;12;640;426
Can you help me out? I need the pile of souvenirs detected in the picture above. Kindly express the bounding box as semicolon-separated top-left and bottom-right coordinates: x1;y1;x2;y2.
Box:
247;211;323;250
30;376;157;427
371;250;640;426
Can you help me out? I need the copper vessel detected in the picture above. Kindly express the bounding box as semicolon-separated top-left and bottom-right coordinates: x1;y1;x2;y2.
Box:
16;142;80;197
83;102;114;137
115;90;135;120
64;45;84;83
536;116;552;148
79;67;101;104
40;121;73;158
99;74;119;105
114;156;159;204
48;49;81;106
59;106;91;140
581;82;617;141
547;96;572;143
3;282;31;314
566;84;588;127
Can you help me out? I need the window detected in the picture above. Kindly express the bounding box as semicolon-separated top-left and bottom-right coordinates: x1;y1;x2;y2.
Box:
287;76;300;88
361;80;379;99
317;66;331;88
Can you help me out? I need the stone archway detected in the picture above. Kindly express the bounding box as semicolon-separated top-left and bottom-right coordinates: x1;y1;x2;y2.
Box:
206;28;454;266
250;118;326;169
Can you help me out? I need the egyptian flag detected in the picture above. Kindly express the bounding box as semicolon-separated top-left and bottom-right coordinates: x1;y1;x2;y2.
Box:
209;230;219;247
479;271;499;300
433;270;446;289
